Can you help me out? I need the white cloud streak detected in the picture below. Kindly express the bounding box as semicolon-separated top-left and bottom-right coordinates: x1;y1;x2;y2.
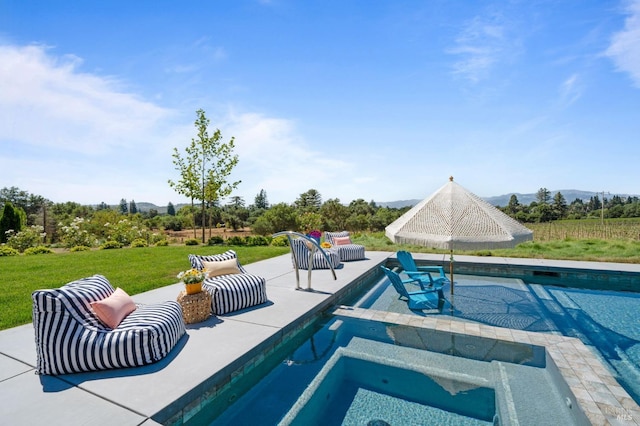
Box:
605;0;640;88
448;14;513;83
0;44;174;155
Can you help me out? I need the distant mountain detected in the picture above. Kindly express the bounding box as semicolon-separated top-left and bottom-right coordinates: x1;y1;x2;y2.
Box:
377;189;636;209
96;202;189;214
376;199;421;209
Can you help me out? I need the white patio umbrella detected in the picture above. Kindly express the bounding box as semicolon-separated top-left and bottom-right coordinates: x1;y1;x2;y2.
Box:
385;177;533;294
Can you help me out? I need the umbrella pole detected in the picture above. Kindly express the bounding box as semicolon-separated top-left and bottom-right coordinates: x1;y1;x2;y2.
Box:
449;249;454;295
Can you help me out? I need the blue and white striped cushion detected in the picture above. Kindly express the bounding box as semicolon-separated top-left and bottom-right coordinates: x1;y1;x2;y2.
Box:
190;250;268;314
189;249;248;273
202;273;267;315
290;239;342;270
32;275;186;375
324;231;366;262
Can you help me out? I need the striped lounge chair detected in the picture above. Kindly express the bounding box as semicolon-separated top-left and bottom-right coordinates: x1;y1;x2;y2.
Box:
189;250;268;315
324;231;366;262
290;238;342;270
32;275;186;375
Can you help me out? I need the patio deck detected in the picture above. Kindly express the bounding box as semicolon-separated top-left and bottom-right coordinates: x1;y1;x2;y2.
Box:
1;251;639;425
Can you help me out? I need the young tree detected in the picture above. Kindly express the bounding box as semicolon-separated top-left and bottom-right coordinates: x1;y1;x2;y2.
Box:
169;145;199;238
171;109;240;242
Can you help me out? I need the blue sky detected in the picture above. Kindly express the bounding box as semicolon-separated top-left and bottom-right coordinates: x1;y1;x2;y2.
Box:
2;0;639;207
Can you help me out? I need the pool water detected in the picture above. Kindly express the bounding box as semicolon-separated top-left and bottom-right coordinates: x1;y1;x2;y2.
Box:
358;273;640;405
280;338;496;426
208;314;580;425
203;271;638;425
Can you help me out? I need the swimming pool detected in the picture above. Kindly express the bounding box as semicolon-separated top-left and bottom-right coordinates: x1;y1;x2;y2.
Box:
194;266;639;425
208;313;588;425
358;272;640;407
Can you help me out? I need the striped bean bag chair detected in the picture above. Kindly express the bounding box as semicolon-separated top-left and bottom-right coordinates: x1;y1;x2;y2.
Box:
189;250;268;315
324;231;366;262
32;275;186;375
290;238;342;270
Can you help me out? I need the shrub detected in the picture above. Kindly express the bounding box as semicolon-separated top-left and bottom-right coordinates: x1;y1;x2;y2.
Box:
6;225;45;252
70;245;91;252
104;219;147;246
100;240;122;250
59;217;95;248
24;246;54;255
185;238;199;246
155;239;169;247
270;236;289;247
225;236;245;246
131;238;148;248
0;245;19;256
246;235;269;246
207;235;225;245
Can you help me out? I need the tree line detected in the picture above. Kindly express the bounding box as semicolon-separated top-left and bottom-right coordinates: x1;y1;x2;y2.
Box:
499;187;640;222
0;185;406;252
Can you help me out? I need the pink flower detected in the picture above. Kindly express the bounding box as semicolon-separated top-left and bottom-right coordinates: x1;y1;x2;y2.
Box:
308;230;321;238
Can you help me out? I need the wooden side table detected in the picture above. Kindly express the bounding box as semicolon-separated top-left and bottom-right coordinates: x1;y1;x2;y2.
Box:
177;290;212;324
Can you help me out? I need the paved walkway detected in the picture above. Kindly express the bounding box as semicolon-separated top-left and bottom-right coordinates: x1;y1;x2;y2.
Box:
1;252;639;425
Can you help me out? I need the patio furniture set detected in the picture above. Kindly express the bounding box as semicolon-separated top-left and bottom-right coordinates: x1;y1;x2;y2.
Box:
31;231;368;375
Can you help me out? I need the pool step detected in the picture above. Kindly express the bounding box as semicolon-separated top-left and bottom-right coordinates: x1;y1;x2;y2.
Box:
492;361;588;426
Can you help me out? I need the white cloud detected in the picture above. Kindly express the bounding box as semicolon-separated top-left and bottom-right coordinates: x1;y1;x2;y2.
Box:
559;73;583;107
0;44;175;155
448;14;512;83
605;0;640;88
218;111;359;204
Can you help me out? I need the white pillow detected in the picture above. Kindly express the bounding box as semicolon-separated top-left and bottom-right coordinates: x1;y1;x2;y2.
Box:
202;258;241;277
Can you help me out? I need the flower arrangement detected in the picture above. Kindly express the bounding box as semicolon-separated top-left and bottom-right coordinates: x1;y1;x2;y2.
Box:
321;241;332;248
307;230;321;239
177;268;208;284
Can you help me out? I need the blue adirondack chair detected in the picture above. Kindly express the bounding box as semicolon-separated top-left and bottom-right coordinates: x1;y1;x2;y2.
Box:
396;251;450;288
381;266;443;310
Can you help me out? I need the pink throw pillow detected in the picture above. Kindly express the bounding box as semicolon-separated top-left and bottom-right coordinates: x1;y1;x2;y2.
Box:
90;287;137;329
333;236;352;245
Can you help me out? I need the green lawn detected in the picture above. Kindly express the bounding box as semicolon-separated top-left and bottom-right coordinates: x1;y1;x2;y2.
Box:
0;245;289;330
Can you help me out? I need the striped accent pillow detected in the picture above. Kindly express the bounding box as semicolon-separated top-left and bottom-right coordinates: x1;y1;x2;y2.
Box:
189;249;247;273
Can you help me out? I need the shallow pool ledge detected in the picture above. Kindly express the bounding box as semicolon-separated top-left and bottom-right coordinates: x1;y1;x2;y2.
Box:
333;306;640;425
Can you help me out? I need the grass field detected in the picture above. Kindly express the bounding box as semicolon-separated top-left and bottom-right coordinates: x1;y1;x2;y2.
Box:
526;218;640;241
0;245;289;330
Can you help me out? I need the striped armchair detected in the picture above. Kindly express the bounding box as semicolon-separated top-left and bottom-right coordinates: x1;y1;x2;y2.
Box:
324;231;366;262
290;238;342;270
189;250;268;315
32;275;185;375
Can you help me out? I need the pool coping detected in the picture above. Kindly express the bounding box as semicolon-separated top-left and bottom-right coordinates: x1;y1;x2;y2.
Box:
332;306;640;425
